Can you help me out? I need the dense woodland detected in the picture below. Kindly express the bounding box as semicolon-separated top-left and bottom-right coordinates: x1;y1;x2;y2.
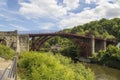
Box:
63;18;120;41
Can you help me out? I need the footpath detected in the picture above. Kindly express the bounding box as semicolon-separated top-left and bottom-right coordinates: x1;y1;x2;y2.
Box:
0;57;12;80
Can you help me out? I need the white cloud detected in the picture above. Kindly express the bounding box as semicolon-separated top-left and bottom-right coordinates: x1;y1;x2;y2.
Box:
0;1;6;6
59;10;97;29
95;0;120;18
58;0;120;29
0;12;24;23
9;24;29;31
63;0;80;10
0;24;5;27
0;13;4;17
18;0;120;30
19;0;67;19
85;0;96;4
39;23;55;30
19;0;80;19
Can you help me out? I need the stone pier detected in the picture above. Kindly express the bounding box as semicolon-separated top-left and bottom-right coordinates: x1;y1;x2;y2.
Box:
88;35;107;56
0;30;29;52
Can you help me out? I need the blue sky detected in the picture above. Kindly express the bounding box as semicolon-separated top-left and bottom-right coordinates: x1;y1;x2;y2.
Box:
0;0;120;31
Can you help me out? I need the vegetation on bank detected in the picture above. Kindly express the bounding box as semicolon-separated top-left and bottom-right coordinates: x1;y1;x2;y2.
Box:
18;51;95;80
92;45;120;69
41;37;80;60
0;44;15;60
41;18;120;60
64;18;120;41
38;18;120;70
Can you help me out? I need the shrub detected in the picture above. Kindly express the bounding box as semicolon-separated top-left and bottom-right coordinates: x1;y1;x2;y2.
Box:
95;45;120;69
18;52;95;80
60;45;79;60
0;44;15;60
54;53;72;65
54;53;95;80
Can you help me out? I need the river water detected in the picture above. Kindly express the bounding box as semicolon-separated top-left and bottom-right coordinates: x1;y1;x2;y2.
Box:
86;64;120;80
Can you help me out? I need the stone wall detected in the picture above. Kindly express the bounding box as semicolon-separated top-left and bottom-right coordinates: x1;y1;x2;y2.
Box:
19;34;29;52
0;30;29;52
0;30;18;50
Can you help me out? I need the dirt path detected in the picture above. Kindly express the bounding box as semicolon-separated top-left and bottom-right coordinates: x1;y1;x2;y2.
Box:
0;57;11;69
0;57;12;79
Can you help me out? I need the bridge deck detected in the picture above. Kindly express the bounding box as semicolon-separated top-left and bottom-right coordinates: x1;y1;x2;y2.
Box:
28;33;115;42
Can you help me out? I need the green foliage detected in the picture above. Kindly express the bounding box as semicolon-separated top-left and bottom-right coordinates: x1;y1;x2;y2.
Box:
60;45;80;60
40;18;120;64
47;36;73;46
94;45;120;69
18;52;95;80
42;36;80;60
70;18;120;41
0;44;15;60
71;63;95;80
41;18;120;60
105;45;120;59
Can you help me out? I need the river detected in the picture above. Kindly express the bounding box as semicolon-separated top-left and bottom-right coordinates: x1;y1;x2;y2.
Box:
86;64;120;80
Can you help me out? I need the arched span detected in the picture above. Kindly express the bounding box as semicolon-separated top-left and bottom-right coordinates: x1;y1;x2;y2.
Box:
29;32;115;57
29;33;91;57
0;39;7;45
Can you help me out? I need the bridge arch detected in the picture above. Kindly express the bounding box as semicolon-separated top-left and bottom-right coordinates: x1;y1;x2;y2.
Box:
27;32;116;58
0;39;7;45
29;33;92;57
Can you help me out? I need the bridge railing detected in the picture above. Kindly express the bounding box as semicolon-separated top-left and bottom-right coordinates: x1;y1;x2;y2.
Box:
0;64;10;80
7;52;18;80
0;52;18;80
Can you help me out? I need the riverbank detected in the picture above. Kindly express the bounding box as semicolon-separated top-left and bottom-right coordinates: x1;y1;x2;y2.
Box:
68;56;120;80
89;45;120;70
75;56;120;70
85;63;120;80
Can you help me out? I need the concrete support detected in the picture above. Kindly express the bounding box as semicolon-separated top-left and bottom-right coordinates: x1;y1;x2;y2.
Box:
31;37;35;50
16;34;20;53
19;35;29;52
101;39;106;50
90;35;95;56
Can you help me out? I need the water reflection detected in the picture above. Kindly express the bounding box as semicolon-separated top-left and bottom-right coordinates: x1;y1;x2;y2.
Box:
85;64;120;80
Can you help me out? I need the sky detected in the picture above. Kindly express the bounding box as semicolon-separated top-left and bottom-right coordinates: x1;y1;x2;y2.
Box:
0;0;120;31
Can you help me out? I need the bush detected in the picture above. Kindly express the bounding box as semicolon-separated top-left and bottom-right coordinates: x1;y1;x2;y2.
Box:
54;54;95;80
71;63;95;80
54;53;72;65
0;44;15;60
60;45;79;60
18;52;95;80
95;45;120;69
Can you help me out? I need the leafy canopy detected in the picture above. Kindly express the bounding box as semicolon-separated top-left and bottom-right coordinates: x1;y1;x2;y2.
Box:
18;52;95;80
